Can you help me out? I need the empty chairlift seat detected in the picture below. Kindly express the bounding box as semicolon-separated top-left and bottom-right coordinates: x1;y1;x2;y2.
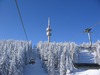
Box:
29;59;35;64
73;47;100;69
78;50;96;63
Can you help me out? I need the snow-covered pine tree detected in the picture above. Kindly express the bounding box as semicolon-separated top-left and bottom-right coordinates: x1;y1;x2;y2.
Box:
60;46;67;75
0;40;32;75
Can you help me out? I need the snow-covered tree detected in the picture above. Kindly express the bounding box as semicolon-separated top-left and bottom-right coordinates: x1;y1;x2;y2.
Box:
37;41;77;75
37;41;100;75
0;40;32;75
60;47;67;75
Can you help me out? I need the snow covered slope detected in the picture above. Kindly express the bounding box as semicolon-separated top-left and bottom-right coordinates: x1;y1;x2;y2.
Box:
0;40;100;75
37;41;100;75
37;41;77;75
71;69;100;75
23;57;48;75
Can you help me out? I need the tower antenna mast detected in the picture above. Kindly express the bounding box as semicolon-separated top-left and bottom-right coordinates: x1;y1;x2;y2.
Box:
46;18;52;43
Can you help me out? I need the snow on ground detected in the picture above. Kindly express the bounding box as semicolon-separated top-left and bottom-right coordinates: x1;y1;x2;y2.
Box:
71;69;100;75
23;53;48;75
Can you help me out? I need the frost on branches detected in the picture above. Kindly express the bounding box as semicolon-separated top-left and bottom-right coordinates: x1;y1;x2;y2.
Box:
37;41;77;75
37;41;100;75
94;40;100;65
0;40;32;75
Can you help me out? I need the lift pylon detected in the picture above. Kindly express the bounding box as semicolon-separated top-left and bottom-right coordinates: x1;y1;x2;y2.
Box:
84;28;92;47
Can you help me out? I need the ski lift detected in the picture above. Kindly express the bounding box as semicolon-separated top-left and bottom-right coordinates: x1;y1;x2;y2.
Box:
84;28;92;32
42;59;48;61
73;46;100;69
83;22;100;47
29;58;35;64
84;28;92;48
29;48;37;64
73;23;100;68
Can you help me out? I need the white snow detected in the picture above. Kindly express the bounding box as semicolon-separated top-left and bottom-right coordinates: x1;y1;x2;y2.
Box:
37;41;100;75
0;40;100;75
37;41;77;75
72;69;100;75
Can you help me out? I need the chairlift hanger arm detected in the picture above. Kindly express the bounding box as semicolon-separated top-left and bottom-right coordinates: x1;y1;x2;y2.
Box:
84;22;100;33
84;28;92;33
91;22;100;29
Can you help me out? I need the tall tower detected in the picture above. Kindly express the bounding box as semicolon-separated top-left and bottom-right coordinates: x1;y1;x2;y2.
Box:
46;18;52;43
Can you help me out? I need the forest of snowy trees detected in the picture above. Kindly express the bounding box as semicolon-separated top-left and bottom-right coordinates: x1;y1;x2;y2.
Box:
0;40;100;75
94;41;100;65
37;41;100;75
0;40;32;75
37;41;77;75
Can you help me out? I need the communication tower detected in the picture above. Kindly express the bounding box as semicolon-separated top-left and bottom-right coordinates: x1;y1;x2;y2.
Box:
46;18;52;42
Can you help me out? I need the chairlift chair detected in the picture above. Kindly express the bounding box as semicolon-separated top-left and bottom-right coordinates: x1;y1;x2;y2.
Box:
29;58;35;64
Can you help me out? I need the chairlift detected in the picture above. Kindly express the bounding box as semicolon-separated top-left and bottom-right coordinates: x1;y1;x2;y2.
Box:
42;59;48;61
74;27;97;68
73;46;99;69
84;28;92;32
83;22;100;47
28;49;35;64
84;28;92;48
29;59;35;64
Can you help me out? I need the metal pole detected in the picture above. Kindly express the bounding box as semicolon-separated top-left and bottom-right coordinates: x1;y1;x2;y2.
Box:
48;36;50;43
88;32;92;47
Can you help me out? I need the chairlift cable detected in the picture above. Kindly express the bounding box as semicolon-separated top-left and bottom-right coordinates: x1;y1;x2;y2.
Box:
15;0;35;64
83;22;100;47
15;0;29;42
90;22;100;29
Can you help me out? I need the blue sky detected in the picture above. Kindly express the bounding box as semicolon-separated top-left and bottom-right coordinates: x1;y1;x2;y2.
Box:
0;0;100;45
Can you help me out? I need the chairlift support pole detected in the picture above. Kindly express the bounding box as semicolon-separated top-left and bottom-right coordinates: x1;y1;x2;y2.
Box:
84;28;92;47
88;32;92;47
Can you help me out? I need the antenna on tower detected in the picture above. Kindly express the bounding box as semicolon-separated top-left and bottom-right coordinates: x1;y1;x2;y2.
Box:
46;17;52;43
48;17;50;26
84;28;92;47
